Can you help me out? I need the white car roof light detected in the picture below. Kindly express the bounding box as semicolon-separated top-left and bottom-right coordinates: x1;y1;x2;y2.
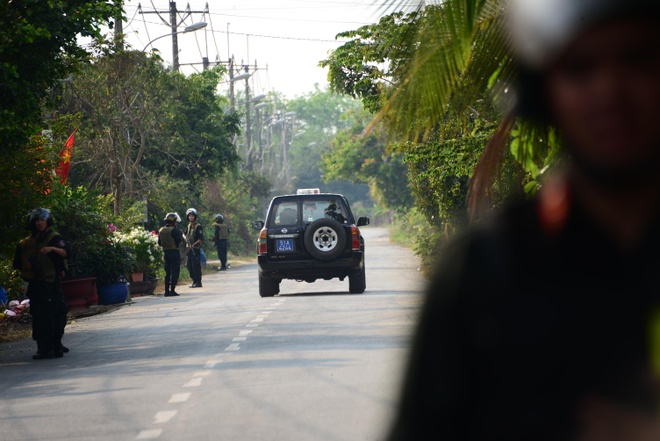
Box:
296;188;320;195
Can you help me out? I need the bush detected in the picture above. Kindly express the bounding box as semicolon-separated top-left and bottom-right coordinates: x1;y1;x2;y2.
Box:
49;183;115;278
114;227;163;275
390;207;444;278
79;236;136;285
0;258;25;304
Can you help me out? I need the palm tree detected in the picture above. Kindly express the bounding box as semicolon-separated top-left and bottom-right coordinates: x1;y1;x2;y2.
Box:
373;0;554;220
371;1;508;138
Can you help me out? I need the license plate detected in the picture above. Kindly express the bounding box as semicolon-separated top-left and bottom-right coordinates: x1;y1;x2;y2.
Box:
276;239;295;252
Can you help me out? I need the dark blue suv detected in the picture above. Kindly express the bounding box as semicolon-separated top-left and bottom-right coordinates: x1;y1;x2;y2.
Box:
252;190;370;297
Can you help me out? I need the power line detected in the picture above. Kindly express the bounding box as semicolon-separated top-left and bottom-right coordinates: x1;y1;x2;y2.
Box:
126;17;353;44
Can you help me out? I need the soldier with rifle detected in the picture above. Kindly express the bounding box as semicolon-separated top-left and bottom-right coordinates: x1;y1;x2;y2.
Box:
13;208;70;360
184;208;203;288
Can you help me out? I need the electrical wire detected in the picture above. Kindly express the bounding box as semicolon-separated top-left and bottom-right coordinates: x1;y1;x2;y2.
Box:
125;4;140;28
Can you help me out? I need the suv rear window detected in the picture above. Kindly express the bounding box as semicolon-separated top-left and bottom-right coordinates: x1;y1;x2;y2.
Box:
272;201;298;226
268;197;350;227
302;198;348;224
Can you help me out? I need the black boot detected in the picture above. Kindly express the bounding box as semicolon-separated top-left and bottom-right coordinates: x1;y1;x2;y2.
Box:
34;341;54;360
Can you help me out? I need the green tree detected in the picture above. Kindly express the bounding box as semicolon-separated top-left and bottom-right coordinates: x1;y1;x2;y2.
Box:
0;140;57;258
55;52;240;215
319;1;535;269
0;1;121;257
370;1;557;218
0;0;121;155
201;170;271;257
285;87;371;203
320;10;421;114
322;108;414;213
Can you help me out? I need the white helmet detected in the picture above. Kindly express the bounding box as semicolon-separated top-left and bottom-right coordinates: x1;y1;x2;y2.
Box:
186;208;198;219
164;212;181;223
507;0;660;70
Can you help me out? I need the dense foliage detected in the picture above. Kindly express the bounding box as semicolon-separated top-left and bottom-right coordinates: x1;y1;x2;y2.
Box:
319;1;534;270
322;108;414;213
55;53;240;215
0;0;121;156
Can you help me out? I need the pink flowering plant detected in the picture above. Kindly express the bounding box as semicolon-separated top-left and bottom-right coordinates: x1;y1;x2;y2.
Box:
114;227;164;275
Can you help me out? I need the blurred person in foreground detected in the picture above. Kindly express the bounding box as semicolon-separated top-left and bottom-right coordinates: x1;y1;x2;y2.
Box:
13;208;70;360
386;1;660;440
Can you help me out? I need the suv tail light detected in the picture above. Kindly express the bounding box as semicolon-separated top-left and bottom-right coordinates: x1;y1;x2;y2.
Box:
351;225;360;250
258;228;268;254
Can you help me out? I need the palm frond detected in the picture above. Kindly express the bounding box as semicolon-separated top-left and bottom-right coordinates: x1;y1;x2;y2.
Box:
371;0;508;141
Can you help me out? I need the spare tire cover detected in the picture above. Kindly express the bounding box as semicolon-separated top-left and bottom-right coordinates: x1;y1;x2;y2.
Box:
303;218;347;261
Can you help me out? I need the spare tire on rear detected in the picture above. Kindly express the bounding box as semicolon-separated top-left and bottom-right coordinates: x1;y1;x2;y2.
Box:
304;218;346;261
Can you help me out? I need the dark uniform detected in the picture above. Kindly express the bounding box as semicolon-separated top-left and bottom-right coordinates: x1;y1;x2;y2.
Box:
185;213;203;288
13;221;70;359
387;189;660;441
158;221;183;296
212;215;229;271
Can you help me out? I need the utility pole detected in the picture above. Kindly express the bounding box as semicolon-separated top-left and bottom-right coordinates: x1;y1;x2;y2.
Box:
170;2;179;71
245;70;252;170
227;58;265;171
115;0;124;49
139;1;208;72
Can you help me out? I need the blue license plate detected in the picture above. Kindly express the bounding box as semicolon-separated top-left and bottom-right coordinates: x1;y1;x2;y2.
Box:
276;239;295;252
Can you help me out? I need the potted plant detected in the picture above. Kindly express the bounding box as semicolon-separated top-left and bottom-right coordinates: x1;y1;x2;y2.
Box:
115;227;163;279
49;184;115;309
115;227;163;294
80;236;136;305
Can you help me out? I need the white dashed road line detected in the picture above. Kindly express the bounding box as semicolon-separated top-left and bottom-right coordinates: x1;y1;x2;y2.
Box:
136;298;287;439
183;377;203;387
225;343;241;351
168;393;191;403
136;429;163;439
153;411;177;423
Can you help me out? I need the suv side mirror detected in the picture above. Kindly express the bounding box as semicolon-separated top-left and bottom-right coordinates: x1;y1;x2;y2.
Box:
251;220;264;230
357;217;370;227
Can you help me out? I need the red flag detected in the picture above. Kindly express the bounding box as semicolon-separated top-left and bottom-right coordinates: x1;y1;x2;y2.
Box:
54;130;76;184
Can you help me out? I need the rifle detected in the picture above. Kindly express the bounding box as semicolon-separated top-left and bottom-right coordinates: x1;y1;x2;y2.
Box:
183;232;193;249
182;232;199;263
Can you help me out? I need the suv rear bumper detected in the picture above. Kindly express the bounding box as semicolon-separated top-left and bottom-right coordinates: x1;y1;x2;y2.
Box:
258;251;363;281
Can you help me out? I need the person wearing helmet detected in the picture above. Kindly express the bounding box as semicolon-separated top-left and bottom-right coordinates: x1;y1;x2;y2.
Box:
13;208;71;360
211;213;230;271
184;208;203;288
387;2;660;440
158;212;183;297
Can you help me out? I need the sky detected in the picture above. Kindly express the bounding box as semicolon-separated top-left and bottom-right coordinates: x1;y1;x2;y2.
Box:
120;0;394;99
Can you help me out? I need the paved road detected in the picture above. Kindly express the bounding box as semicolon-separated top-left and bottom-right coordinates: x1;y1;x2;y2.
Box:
0;227;427;441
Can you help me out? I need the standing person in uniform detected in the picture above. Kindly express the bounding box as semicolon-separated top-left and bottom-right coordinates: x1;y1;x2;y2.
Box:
387;1;660;440
158;212;183;297
211;213;230;271
184;207;203;288
13;208;70;360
